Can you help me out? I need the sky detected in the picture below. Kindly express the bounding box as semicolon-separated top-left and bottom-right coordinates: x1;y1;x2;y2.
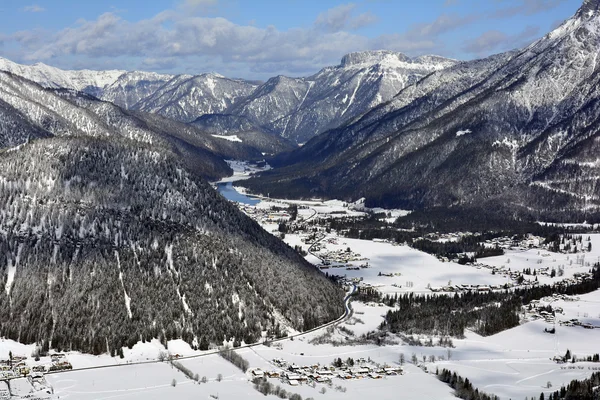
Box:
0;0;583;80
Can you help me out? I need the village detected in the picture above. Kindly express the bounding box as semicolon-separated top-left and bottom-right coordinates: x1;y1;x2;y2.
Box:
0;353;71;397
249;356;403;388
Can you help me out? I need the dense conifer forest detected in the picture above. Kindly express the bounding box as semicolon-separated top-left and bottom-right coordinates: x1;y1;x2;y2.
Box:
0;136;344;355
378;266;600;337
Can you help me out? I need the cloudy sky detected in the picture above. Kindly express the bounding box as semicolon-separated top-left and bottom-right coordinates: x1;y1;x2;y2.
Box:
0;0;582;80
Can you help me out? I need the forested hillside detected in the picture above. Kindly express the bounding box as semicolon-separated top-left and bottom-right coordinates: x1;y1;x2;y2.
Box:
0;71;345;355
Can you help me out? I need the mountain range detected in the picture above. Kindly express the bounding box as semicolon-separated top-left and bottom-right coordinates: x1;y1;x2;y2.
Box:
242;0;600;222
0;51;457;145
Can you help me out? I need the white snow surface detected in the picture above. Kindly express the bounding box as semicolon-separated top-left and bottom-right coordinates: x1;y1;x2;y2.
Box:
0;57;125;90
211;134;243;142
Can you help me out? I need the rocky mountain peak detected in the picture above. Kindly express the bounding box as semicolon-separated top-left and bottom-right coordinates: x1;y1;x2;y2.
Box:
340;50;411;67
576;0;600;19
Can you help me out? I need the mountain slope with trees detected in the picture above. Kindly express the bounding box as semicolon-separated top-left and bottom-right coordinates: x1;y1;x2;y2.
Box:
0;71;344;354
243;0;600;221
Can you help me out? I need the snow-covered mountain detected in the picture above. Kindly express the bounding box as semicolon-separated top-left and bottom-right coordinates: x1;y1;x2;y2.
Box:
0;70;269;179
1;52;457;145
243;0;600;221
131;73;258;123
0;56;126;91
95;71;174;109
220;51;457;144
0;70;344;354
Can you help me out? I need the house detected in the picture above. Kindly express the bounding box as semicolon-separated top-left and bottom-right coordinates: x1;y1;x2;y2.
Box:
368;373;383;379
384;367;402;375
266;371;280;378
315;376;331;383
351;367;369;375
288;379;299;386
285;373;302;381
251;369;264;378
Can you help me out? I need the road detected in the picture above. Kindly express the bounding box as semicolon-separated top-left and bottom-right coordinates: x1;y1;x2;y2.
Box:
40;281;356;378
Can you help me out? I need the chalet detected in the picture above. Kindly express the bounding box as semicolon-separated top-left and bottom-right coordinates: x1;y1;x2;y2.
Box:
251;369;264;378
351;367;369;375
288;379;299;386
285;373;302;381
384;367;402;375
266;371;280;378
315;376;331;383
368;373;383;379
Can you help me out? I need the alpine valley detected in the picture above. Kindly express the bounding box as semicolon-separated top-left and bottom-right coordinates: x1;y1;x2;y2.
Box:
1;2;600;400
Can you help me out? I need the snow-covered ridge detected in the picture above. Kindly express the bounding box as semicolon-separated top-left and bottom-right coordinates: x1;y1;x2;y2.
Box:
340;50;456;71
0;57;126;91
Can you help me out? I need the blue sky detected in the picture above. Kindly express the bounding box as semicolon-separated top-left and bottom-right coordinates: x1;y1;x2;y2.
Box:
0;0;582;79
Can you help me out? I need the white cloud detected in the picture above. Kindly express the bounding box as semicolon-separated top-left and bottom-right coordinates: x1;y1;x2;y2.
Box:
315;3;378;32
23;4;45;13
6;5;474;79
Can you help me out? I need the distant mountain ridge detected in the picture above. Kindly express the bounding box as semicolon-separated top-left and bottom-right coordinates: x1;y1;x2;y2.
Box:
0;51;458;145
242;0;600;221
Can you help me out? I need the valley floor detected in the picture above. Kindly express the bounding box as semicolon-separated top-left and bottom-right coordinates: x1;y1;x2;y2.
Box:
2;162;599;399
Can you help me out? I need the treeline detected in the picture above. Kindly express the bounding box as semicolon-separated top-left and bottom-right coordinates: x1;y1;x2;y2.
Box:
394;205;599;234
218;347;249;372
537;372;600;400
252;377;310;400
171;360;197;381
380;265;600;337
380;291;521;337
437;368;499;400
328;213;578;261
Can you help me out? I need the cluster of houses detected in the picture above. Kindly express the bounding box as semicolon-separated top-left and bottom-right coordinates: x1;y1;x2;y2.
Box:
46;354;72;372
0;353;72;381
253;358;402;387
428;283;507;293
316;248;368;266
238;205;291;224
0;355;30;380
